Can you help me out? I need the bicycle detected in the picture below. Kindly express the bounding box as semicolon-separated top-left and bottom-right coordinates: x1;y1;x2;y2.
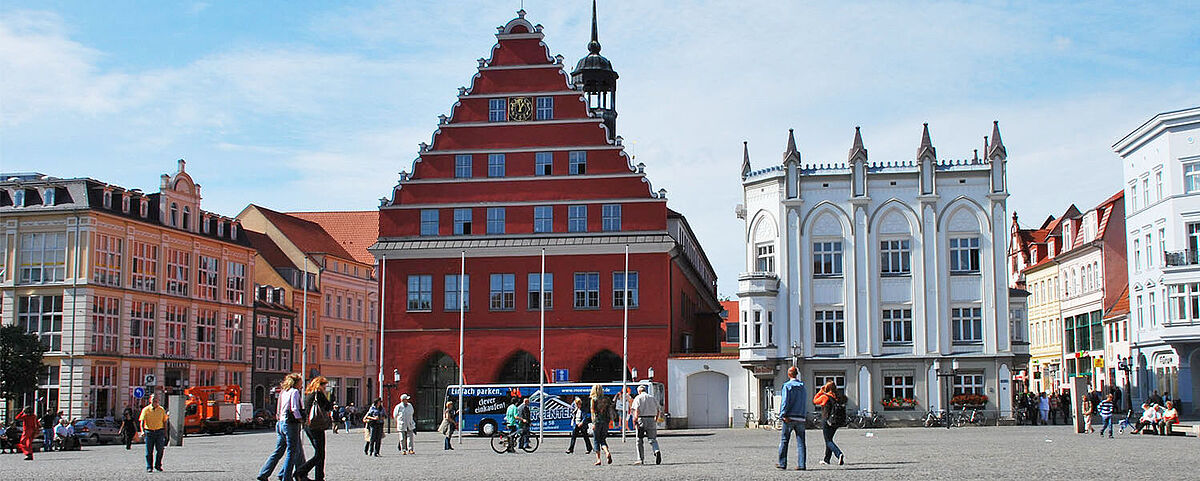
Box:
490;426;539;454
923;409;949;428
847;410;886;429
952;408;987;427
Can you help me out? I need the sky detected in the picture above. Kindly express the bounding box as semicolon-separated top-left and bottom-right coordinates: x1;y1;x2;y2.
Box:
2;1;1198;298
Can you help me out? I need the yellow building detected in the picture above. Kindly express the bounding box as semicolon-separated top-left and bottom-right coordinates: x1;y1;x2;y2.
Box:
1;161;255;420
1012;207;1077;394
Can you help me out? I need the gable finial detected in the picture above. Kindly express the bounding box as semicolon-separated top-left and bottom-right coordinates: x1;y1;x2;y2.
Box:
917;123;936;160
588;0;601;54
741;141;752;180
848;126;867;163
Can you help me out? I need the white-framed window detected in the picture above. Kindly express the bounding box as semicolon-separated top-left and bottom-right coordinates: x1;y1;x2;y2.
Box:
182;206;191;231
129;300;155;356
453;208;473;235
568;205;587;232
1145;233;1153;269
949;237;980;273
815;309;845;345
1134;239;1142;271
1130;184;1138;210
445;274;469;311
455;154;472;178
488;153;506;177
813;241;842;276
256;347;267;370
169;203;178;227
267;316;278;338
569;151;587;175
91;296;120;353
1149;291;1157;326
534;206;553;233
131;241;158;292
880;239;911;275
882;373;915;401
324;334;331;359
224;313;244;361
755;242;775;273
355;337;362;362
489;273;516;311
1185;162;1200;193
92;233;122;287
281;348;292;372
882;308;913;344
535;96;553;120
527;273;552;309
613;271;638;308
1159;228;1166;263
18;232;67;284
13;189;25;207
535;152;553;175
1143;176;1150;207
163;305;188;358
952;306;983;344
122;195;130;213
102;191;113;209
226;261;246;304
197;255;219;301
573;272;600;309
18;295;63;351
268;348;278;372
195;308;217;360
282;317;291;339
165;248;190;296
43;188;56;206
813;373;846;391
601;204;621;231
486;207;506;234
488;98;507;122
420;209;439;236
407;275;432;311
1156;170;1163;201
953;373;985;396
335;334;342;360
751;310;763;345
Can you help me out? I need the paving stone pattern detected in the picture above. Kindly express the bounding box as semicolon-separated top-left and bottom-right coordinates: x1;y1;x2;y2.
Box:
0;425;1193;480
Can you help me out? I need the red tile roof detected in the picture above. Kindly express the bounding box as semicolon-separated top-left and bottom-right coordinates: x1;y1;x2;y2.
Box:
251;205;356;261
244;230;296;271
1105;285;1130;318
287;211;379;265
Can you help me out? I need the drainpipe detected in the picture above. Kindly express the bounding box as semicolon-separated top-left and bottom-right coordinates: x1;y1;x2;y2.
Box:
67;214;81;418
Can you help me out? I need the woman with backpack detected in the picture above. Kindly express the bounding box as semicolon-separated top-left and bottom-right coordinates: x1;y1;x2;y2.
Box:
812;381;845;466
295;376;332;481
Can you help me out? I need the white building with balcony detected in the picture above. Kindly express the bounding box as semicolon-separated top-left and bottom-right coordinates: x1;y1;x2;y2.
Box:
736;123;1025;424
1113;106;1200;414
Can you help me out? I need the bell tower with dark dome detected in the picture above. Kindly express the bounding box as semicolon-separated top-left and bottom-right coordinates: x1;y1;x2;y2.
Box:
571;0;619;138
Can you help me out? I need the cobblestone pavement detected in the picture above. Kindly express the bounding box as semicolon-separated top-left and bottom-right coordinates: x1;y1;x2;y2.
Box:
1;425;1194;480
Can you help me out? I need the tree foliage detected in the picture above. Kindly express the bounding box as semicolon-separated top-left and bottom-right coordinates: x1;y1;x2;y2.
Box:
0;325;46;402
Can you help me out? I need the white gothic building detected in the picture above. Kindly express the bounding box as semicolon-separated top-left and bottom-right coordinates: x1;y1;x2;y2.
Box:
1113;106;1200;415
736;123;1026;423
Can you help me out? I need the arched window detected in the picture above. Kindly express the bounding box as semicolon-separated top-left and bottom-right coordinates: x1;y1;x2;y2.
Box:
43;188;56;206
103;191;112;209
496;351;541;384
13;189;25;207
170;203;179;226
182;206;191;231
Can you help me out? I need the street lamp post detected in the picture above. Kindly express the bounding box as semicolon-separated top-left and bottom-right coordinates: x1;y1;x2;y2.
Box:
1117;357;1133;413
384;369;399;433
936;358;960;429
790;342;801;368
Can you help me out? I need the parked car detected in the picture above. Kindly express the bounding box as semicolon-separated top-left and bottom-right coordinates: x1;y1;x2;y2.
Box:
73;419;121;445
252;408;276;429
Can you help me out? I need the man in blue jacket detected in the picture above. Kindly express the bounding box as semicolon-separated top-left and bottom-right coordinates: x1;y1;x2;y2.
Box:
777;366;807;470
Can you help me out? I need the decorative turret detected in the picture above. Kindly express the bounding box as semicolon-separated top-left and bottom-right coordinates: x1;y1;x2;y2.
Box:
848;126;868;197
783;129;801;199
571;0;619;137
741;141;752;180
988;120;1007;193
917;123;936;195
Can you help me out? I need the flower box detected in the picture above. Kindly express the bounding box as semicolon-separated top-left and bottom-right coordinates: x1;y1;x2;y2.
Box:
950;394;989;407
881;397;918;410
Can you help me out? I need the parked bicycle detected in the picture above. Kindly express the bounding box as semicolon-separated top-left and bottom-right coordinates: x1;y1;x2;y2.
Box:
847;410;887;429
952;408;987;427
490;427;539;454
923;409;949;428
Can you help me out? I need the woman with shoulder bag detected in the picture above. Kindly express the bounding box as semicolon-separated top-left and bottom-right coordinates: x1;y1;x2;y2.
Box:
438;401;457;450
813;381;845;466
295;376;332;481
362;399;384;457
258;373;306;481
590;385;613;466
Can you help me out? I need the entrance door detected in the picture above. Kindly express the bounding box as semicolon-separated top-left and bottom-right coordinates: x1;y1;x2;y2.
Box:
416;353;459;431
759;379;775;425
686;371;729;428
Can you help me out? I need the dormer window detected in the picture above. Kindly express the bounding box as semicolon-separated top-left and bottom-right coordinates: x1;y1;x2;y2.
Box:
14;189;25;207
217;221;224;237
170;203;179;227
202;216;210;234
121;195;130;213
182;206;191;231
231;223;238;240
103;191;112;209
43;188;55;206
139;199;148;218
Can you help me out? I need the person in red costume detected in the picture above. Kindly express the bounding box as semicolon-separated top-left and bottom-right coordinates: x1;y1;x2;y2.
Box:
15;406;39;461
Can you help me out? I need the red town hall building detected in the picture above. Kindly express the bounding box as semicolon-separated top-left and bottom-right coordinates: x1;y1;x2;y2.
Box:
371;7;722;428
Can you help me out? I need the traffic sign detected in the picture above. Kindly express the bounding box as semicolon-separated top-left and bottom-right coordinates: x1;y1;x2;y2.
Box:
133;387;146;399
144;374;157;386
553;369;569;383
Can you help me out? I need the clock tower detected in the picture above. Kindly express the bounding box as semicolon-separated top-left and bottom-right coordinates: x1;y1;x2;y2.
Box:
571;0;619;138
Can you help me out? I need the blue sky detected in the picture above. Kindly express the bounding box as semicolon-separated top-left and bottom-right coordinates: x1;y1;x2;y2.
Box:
2;1;1198;297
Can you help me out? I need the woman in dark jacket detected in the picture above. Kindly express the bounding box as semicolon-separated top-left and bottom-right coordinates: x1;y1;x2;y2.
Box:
117;408;137;450
589;385;613;466
295;376;332;481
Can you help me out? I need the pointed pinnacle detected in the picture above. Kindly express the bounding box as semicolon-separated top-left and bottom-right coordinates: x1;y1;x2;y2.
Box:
918;123;936;159
988;120;1006;159
588;0;601;54
786;128;797;154
848;126;867;162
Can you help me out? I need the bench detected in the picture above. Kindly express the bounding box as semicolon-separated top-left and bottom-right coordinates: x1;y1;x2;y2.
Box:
1169;423;1198;437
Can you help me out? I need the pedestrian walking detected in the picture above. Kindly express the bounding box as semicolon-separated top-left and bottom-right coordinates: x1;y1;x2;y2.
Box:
295;376;333;481
1081;395;1095;434
140;394;169;473
39;410;57;452
590;384;615;466
1048;393;1060;424
1096;394;1115;438
630;384;662;465
344;403;356;433
117;407;137;450
813;381;846;466
438;401;457;451
517;397;532;450
393;394;416;455
331;403;341;434
565;397;592;455
776;366;807;471
362;399;384;457
257;373;306;481
15;406;38;461
1037;392;1050;425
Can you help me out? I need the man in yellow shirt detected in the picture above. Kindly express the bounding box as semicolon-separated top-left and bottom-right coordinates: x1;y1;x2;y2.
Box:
139;394;168;473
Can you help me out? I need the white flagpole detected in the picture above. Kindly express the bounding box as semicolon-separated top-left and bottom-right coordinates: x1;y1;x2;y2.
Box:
539;248;546;443
621;244;629;442
378;255;386;400
457;251;465;445
302;256;308;378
